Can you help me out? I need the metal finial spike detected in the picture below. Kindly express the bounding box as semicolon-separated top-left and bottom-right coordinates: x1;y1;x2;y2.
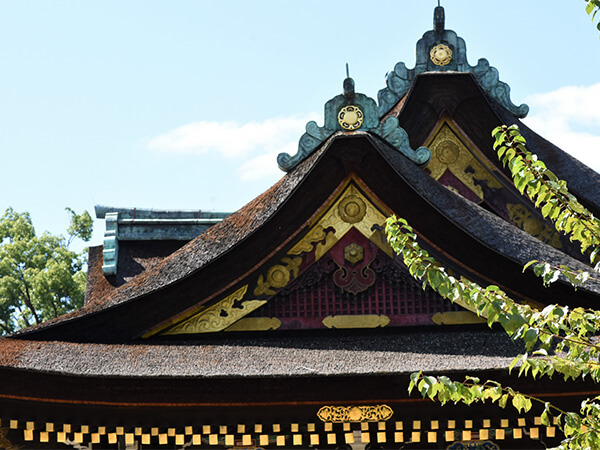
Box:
434;3;445;32
346;63;350;79
438;0;440;7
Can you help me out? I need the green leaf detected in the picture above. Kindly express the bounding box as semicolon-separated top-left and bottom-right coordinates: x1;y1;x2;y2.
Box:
523;260;538;273
541;405;551;426
587;1;595;14
498;394;508;408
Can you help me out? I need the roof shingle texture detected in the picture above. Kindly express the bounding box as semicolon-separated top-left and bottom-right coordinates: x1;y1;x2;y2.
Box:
0;328;521;377
13;145;326;335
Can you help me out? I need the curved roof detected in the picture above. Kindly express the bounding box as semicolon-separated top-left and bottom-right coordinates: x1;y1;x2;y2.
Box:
12;125;600;342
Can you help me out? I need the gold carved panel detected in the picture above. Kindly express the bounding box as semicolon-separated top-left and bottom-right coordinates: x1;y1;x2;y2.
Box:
162;286;266;335
288;183;392;260
224;317;282;332
427;123;502;201
431;311;486;325
157;180;394;336
507;203;562;249
317;405;394;423
322;314;390;329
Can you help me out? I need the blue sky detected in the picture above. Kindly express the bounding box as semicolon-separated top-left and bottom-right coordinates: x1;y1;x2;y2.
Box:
1;1;599;253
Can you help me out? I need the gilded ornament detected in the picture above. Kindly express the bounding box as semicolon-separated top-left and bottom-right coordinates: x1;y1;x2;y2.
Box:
338;194;367;224
344;243;364;264
293;183;390;260
507;204;562;249
224;317;282;332
281;256;301;277
337;105;364;130
254;274;275;296
266;265;290;288
253;257;302;296
163;286;267;335
426;122;503;201
429;44;452;66
431;311;486;325
288;225;328;255
317;405;394;423
348;407;362;422
436;140;459;164
322;314;390;329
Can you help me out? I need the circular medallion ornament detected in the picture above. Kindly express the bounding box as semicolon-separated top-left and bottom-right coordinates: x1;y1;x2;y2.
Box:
338;195;366;224
338;105;364;131
266;265;290;288
436;140;460;164
430;44;452;66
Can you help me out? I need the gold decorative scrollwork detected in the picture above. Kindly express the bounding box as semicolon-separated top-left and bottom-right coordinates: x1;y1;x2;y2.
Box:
254;257;302;296
430;44;452;66
507;203;562;249
317;405;394;423
290;183;392;261
161;181;396;336
427;123;503;201
288;225;329;256
163;286;266;335
338;105;364;130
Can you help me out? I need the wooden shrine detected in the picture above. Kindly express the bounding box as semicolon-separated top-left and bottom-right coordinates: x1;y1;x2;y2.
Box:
1;6;600;450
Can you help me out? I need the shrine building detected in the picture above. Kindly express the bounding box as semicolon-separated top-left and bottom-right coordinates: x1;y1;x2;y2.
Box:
1;6;600;450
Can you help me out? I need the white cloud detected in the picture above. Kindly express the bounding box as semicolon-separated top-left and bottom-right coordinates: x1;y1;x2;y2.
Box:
148;114;318;158
147;113;319;182
236;151;282;181
523;83;600;173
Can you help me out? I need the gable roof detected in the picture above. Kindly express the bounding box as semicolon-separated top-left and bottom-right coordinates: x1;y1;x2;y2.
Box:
13;123;600;343
5;3;600;358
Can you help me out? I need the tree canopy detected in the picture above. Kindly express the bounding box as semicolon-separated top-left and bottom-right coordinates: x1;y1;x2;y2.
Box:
0;207;92;335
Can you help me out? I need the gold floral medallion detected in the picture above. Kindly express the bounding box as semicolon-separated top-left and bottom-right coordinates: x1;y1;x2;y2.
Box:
338;194;366;224
338;105;364;130
430;44;452;66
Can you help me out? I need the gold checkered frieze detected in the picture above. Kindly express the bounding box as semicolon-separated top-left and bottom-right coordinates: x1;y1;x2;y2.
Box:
0;414;561;447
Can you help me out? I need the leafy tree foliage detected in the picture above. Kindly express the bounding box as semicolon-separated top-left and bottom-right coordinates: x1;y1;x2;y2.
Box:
586;0;600;33
0;208;92;335
386;125;600;448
